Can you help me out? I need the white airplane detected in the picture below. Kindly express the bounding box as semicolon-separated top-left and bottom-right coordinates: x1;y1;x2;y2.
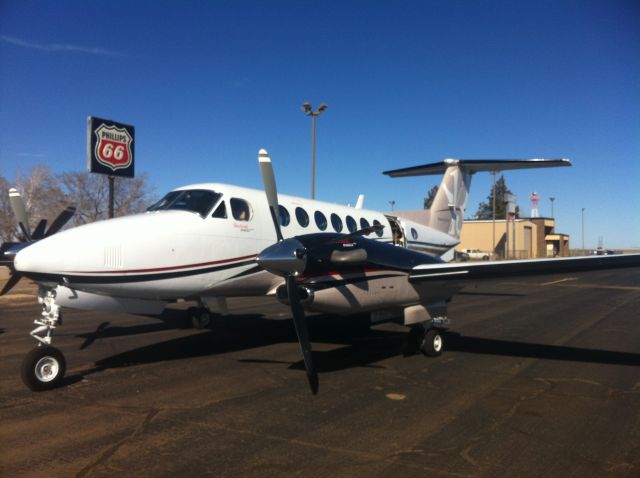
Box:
2;150;639;393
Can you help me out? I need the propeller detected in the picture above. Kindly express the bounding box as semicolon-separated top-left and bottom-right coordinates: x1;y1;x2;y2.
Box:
256;149;318;394
0;188;76;295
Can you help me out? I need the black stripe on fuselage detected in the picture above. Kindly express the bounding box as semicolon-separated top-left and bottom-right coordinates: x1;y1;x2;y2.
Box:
23;259;258;285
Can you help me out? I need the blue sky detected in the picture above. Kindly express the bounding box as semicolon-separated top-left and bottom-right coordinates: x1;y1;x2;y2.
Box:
1;0;638;249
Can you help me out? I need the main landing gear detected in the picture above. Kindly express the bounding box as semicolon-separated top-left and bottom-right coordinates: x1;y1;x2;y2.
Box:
186;306;212;329
22;289;66;391
407;321;447;357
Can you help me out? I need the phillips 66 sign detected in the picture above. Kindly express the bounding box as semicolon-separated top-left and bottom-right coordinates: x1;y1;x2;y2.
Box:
87;116;135;178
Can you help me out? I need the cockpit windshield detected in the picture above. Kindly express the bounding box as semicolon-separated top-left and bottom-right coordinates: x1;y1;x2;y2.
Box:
147;189;221;217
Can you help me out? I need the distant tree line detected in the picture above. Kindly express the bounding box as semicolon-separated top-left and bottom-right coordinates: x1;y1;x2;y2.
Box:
0;166;155;243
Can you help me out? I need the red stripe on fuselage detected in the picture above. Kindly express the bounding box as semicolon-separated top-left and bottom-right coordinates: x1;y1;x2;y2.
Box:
65;254;258;275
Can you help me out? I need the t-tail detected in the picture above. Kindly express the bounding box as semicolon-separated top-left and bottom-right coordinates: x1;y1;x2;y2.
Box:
383;158;571;240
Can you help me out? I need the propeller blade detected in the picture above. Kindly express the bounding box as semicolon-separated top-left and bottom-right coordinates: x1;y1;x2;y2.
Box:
45;206;76;237
258;149;284;242
286;275;318;395
32;219;47;240
334;224;385;242
0;273;22;296
9;188;31;240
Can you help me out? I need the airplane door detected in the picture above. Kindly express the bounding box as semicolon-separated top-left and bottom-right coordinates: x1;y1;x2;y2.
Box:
386;216;406;247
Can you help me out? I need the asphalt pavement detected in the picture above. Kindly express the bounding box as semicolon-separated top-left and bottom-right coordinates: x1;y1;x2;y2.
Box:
1;267;639;477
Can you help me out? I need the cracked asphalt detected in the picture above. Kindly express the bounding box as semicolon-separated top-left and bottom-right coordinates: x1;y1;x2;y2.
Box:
1;267;639;477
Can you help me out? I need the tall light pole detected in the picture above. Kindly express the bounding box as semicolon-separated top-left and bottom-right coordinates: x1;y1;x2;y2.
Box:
549;197;555;218
491;171;497;255
301;102;327;199
581;207;586;252
389;200;395;211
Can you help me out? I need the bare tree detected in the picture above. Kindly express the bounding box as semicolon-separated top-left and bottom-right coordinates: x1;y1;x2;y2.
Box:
15;166;69;229
60;172;154;225
0;168;155;243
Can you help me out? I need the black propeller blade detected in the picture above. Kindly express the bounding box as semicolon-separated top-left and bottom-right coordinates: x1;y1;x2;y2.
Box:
0;273;22;296
287;276;318;394
32;219;48;240
45;206;76;237
257;149;318;394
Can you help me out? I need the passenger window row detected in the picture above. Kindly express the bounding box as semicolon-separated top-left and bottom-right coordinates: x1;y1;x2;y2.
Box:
280;205;383;237
211;198;385;238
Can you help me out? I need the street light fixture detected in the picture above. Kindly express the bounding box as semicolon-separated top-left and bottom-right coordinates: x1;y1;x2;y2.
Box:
549;197;555;218
301;102;328;199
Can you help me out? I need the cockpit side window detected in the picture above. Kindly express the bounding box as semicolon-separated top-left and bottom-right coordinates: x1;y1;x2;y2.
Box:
211;201;227;218
147;189;220;218
230;198;252;221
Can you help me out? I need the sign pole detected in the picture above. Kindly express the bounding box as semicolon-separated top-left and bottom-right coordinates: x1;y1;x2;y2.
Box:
108;175;115;219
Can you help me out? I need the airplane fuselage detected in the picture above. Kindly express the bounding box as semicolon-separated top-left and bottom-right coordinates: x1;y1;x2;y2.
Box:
15;183;459;309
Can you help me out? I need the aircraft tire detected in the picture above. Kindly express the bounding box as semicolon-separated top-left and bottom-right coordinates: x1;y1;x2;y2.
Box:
21;345;66;391
420;329;444;357
190;308;211;329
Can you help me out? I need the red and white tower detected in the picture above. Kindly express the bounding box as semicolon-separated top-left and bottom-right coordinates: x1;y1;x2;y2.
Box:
530;192;540;217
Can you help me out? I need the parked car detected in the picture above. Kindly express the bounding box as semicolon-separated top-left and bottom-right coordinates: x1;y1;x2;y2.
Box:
461;248;492;260
454;250;470;262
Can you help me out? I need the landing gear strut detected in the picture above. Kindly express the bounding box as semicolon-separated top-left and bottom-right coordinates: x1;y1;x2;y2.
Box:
22;288;66;391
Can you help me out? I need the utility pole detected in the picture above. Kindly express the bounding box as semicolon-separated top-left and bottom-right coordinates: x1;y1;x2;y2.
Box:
301;102;328;200
549;197;555;218
492;171;497;256
581;207;586;252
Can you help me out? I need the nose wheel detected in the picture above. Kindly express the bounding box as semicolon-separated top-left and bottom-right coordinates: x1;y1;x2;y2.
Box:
21;288;67;391
21;345;66;391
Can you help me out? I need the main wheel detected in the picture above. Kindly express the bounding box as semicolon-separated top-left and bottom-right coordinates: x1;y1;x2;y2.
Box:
190;308;211;329
420;329;444;357
21;345;66;391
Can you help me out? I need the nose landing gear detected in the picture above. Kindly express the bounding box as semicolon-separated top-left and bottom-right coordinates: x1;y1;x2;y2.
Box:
22;288;66;391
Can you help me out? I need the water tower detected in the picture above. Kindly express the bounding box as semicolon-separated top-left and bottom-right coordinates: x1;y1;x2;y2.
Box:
530;192;540;217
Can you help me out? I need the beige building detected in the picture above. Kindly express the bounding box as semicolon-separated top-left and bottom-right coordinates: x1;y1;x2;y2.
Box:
458;217;570;259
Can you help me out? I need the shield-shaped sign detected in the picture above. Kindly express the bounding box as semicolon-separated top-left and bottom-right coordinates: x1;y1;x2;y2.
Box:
95;124;133;170
87;117;135;178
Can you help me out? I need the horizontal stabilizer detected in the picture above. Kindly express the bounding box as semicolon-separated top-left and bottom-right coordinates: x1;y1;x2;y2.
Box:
383;158;571;177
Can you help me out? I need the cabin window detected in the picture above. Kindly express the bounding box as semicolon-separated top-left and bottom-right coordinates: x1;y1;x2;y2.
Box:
211;201;227;218
230;198;252;221
295;207;309;227
346;215;357;233
360;218;370;234
331;213;343;232
314;211;327;231
279;205;290;226
411;228;418;240
147;189;221;218
373;219;384;237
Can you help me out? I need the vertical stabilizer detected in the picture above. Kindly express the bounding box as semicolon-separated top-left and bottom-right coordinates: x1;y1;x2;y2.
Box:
384;158;571;240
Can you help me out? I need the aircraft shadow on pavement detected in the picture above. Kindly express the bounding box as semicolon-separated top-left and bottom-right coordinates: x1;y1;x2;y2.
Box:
68;310;640;385
442;332;640;366
71;312;406;378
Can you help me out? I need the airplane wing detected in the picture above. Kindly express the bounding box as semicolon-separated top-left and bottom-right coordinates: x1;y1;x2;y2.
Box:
409;254;640;283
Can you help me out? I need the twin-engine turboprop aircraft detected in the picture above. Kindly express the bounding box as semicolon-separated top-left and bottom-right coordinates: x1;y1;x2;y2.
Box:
2;150;639;393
